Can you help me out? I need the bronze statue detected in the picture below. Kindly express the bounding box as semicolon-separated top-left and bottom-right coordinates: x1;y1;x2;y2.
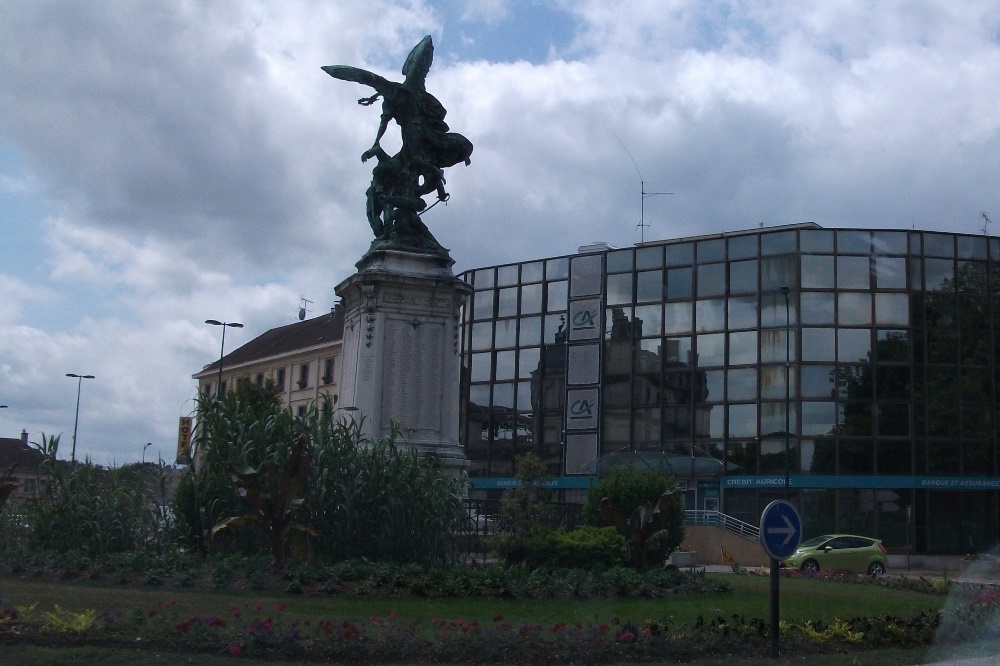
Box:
323;36;473;254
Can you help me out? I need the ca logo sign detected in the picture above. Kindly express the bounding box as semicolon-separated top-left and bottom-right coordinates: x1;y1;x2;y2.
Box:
569;398;595;420
572;309;597;330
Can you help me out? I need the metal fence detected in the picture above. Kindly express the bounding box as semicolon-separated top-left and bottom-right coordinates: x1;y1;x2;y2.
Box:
685;509;760;542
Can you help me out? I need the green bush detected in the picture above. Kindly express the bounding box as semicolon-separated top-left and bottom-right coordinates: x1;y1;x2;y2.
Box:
496;525;624;569
174;391;466;566
582;466;685;567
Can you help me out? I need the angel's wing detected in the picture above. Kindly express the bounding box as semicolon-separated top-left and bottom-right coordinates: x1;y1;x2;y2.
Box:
321;65;394;94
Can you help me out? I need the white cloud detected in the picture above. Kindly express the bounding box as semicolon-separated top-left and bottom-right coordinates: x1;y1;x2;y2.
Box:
2;0;1000;461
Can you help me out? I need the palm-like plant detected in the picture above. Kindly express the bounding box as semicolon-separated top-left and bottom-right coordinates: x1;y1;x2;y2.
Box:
206;434;316;571
599;486;681;571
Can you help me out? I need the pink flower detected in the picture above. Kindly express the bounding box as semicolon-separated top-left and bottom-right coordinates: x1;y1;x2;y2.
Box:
229;645;242;656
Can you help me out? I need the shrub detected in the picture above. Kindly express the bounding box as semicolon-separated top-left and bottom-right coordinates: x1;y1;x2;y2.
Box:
583;466;685;567
495;525;624;569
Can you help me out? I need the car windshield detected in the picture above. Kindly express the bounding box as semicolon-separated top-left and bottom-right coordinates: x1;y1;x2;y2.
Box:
800;535;833;547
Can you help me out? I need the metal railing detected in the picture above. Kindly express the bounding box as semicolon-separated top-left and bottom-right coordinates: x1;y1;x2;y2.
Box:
686;510;760;542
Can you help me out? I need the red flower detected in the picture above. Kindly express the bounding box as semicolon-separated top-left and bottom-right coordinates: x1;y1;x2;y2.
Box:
147;610;157;618
229;645;242;656
276;604;286;612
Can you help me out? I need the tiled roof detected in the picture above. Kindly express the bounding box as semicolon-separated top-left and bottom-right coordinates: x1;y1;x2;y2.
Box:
0;437;44;470
196;307;345;377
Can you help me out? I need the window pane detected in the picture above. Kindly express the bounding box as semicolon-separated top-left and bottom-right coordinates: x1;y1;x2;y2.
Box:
838;328;871;362
760;365;796;400
606;273;632;305
521;261;543;283
729;260;758;294
924;233;954;258
801;291;835;324
497;265;519;286
802;328;836;361
636;270;662;302
495;350;516;380
474;289;495;320
696;299;726;332
495;319;517;348
518;347;540;379
634;303;663;336
474;268;494;289
837;256;871;289
874;293;909;326
728;234;758;260
697;238;724;262
471;322;493;350
838;292;872;325
728;330;758;365
635;245;663;269
873;231;908;255
607;249;633;273
761;256;798;291
666;267;693;300
728;295;758;329
924;258;954;291
801;255;834;289
800;230;834;253
727;368;757;400
698;263;726;297
697;333;726;367
521;283;543;314
728;403;758;437
802;402;836;436
761;230;796;255
471;352;492;382
666;242;693;265
663;336;692;364
498;287;518;317
664;302;693;333
874;256;906;289
761;328;795;363
800;365;835;398
546;280;568;312
546;257;569;280
519;316;542;346
838;230;871;254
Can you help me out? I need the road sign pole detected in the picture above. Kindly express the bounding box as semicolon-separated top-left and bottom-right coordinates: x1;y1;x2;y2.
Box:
770;557;779;658
759;500;802;661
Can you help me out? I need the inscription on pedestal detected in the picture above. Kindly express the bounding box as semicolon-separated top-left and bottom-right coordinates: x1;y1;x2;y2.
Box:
382;318;443;431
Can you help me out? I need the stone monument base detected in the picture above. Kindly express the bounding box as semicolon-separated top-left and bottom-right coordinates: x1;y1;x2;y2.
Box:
335;248;472;472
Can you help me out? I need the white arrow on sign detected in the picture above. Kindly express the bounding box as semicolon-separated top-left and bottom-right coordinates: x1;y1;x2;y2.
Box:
767;514;796;547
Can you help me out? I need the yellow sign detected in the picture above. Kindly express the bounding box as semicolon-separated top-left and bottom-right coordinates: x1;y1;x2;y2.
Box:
176;416;193;465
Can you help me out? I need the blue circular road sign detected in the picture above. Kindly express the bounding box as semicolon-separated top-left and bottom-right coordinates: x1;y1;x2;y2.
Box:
759;500;802;560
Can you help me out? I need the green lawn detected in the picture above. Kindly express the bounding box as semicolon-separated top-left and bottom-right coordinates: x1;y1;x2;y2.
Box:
0;573;954;665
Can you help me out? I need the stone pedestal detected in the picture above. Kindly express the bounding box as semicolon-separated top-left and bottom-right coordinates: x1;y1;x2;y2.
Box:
335;248;472;470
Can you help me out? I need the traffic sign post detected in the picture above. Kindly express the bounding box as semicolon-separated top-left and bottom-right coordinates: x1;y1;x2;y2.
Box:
759;500;802;659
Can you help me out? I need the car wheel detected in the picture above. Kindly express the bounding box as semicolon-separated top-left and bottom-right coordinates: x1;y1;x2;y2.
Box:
867;561;886;576
801;560;820;574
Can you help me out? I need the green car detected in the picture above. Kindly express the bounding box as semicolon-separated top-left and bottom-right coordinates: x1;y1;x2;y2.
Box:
781;534;888;575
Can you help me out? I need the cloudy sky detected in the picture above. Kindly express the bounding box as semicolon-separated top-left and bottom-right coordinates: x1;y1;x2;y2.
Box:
2;0;999;464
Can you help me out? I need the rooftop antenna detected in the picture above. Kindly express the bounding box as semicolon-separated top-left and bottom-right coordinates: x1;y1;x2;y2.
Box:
613;131;672;243
982;212;992;236
298;297;313;321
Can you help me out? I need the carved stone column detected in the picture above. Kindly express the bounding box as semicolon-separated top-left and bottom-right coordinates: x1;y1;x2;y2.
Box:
335;248;472;469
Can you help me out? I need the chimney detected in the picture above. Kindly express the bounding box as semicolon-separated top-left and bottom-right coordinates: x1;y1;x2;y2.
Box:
21;430;28;447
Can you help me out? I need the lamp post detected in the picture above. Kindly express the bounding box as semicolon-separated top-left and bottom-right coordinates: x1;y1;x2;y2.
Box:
205;320;243;397
142;442;152;465
66;373;95;463
779;286;791;501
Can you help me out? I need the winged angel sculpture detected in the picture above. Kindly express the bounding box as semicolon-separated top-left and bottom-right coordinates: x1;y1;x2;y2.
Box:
323;36;473;254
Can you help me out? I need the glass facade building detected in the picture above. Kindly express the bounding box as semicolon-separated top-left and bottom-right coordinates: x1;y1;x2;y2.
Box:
459;224;1000;554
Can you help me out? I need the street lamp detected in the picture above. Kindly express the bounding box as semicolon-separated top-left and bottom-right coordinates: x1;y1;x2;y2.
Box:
779;286;791;501
142;442;152;464
205;320;243;398
66;373;95;462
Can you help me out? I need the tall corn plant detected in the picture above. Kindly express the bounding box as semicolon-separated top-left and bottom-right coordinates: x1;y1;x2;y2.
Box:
26;434;168;555
300;404;467;565
179;390;467;566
